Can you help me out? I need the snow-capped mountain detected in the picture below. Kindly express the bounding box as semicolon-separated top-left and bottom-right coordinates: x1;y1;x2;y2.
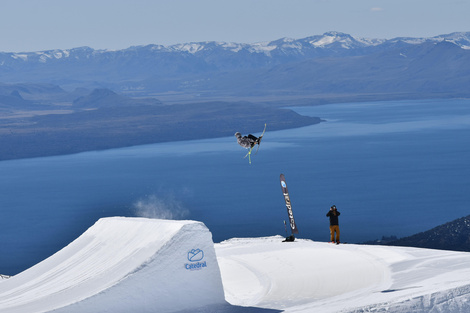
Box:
1;31;469;72
388;32;470;49
1;31;470;98
3;31;469;62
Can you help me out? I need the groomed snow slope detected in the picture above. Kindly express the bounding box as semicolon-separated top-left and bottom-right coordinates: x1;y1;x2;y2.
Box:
216;236;470;313
0;217;227;313
3;220;470;313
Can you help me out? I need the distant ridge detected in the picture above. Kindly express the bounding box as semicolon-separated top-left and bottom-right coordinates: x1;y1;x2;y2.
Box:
1;31;470;99
2;31;470;58
73;88;161;108
387;215;470;252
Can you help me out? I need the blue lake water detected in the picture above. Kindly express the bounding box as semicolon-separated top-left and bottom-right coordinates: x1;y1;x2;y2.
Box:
1;98;470;275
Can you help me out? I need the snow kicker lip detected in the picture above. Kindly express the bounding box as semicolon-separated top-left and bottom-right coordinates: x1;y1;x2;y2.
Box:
0;217;226;313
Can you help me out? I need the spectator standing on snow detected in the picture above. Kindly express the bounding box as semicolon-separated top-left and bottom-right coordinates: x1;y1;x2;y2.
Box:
326;205;341;244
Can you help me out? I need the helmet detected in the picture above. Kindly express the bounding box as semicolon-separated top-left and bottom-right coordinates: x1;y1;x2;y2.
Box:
235;132;241;137
331;205;336;209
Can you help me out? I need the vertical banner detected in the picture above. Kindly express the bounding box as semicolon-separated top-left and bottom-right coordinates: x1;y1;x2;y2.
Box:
280;174;299;234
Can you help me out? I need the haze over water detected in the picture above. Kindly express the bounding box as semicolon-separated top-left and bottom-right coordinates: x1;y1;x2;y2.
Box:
1;98;469;275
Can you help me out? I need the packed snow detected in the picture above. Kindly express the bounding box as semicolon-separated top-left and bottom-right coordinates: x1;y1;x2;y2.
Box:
216;237;470;312
1;217;470;312
0;218;226;313
310;35;338;47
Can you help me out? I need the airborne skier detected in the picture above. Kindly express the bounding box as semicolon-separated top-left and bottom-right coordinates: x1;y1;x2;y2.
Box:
234;132;260;149
234;124;266;164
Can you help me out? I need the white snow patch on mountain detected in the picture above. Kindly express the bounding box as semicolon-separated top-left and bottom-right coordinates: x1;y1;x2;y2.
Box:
10;54;28;61
221;42;244;53
248;42;277;54
355;36;385;46
172;43;206;54
311;35;337;47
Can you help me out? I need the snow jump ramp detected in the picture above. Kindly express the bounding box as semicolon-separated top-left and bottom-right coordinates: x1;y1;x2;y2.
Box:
0;217;239;313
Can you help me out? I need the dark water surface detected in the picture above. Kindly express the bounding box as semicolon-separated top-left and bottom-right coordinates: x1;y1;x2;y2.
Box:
1;98;469;274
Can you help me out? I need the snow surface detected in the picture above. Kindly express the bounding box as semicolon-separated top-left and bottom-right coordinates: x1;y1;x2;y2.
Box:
216;236;470;312
0;217;226;313
2;218;470;312
311;35;337;47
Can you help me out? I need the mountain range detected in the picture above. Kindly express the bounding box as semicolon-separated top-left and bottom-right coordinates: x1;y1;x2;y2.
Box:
1;31;469;160
1;31;470;100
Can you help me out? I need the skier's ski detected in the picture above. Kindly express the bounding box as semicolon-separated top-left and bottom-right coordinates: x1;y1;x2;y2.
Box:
244;146;254;163
280;174;299;240
254;123;267;155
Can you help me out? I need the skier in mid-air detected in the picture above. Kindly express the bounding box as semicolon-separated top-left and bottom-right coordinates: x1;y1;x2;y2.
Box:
235;124;267;164
235;132;260;149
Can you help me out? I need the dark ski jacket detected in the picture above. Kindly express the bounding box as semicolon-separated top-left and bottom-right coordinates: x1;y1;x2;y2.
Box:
326;210;340;226
235;132;258;149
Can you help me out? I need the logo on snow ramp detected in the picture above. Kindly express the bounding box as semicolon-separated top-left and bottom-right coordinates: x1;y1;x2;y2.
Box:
185;249;207;271
187;249;204;262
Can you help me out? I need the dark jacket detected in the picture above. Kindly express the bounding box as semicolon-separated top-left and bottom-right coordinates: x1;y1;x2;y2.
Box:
326;210;340;226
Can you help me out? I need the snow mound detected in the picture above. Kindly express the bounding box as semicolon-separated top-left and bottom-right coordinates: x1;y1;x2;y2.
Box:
4;223;470;312
215;236;470;313
0;217;226;313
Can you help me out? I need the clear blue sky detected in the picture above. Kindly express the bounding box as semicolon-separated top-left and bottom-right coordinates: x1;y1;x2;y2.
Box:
1;0;469;52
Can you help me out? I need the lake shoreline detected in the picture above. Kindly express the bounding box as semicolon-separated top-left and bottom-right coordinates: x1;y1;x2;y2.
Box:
0;103;321;161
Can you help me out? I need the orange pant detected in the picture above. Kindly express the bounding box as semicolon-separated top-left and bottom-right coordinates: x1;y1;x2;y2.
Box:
329;225;340;242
